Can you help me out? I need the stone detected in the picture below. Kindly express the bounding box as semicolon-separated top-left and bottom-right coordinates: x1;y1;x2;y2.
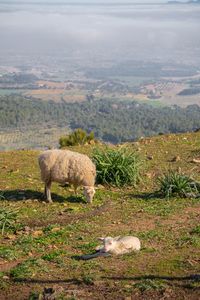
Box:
32;230;43;237
171;155;181;162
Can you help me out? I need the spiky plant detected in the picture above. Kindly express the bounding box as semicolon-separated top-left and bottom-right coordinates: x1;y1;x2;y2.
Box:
92;147;141;187
158;171;200;198
0;208;18;235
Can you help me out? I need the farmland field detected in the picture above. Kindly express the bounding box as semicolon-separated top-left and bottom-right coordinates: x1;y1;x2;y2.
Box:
0;127;69;151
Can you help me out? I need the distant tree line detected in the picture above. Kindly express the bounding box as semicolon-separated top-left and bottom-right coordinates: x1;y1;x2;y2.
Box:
178;87;200;96
0;73;38;84
1;95;200;143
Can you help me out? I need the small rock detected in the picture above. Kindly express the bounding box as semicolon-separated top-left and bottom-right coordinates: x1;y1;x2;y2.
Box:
124;296;132;300
97;184;105;189
32;230;43;237
191;158;200;164
51;227;61;233
171;155;181;162
146;172;155;179
24;226;31;233
5;234;16;240
42;286;64;300
147;155;153;160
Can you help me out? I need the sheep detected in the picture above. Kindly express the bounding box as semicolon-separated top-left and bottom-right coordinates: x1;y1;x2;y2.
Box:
97;236;141;255
78;235;141;260
38;149;96;203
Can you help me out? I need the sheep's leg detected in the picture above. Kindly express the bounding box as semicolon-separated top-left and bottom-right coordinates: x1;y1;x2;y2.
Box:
45;181;52;203
73;185;78;196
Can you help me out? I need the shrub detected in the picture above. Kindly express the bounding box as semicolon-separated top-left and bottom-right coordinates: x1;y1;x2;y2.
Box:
92;147;141;187
59;128;95;147
158;171;200;198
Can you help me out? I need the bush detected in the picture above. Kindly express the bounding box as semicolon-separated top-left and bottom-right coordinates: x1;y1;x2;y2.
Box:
59;128;95;147
158;171;200;198
92;147;141;187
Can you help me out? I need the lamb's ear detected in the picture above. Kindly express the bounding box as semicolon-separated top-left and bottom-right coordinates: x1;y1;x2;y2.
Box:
114;236;121;241
98;237;105;241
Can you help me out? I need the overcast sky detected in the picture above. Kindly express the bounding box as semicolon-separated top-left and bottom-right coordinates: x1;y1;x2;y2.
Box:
0;0;199;66
0;0;188;3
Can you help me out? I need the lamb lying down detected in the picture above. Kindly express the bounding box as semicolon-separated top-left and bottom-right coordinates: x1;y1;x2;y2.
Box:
79;236;141;260
97;236;141;255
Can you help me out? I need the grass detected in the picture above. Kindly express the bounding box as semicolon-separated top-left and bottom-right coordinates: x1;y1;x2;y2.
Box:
0;131;200;299
133;279;166;292
93;147;141;187
158;171;200;198
10;258;46;281
0;207;19;235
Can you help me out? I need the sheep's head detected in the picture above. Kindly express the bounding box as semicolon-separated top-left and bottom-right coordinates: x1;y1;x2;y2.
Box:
83;186;95;203
98;237;116;253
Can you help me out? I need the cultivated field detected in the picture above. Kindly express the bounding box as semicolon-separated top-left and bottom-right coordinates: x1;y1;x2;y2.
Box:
0;127;69;151
0;132;200;299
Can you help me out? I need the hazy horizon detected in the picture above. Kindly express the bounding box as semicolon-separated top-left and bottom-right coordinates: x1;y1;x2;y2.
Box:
0;0;199;69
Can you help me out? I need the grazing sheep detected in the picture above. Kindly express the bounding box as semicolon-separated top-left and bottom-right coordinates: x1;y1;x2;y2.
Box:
97;236;141;255
38;149;96;203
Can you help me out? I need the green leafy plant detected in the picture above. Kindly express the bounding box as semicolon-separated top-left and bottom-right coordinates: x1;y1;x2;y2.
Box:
59;128;95;147
133;279;166;292
0;208;18;235
42;250;65;262
158;171;200;198
92;147;141;187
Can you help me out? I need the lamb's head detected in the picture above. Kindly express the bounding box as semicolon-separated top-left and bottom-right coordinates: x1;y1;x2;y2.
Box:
99;237;116;253
83;186;95;203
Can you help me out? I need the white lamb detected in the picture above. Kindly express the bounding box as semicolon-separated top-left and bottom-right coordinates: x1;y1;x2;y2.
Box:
38;149;96;203
97;236;141;255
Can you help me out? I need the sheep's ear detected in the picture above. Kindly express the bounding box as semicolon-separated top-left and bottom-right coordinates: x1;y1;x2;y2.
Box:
114;236;121;241
98;237;105;241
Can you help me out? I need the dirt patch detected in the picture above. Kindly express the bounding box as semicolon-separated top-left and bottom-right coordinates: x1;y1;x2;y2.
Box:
24;200;112;227
160;205;200;229
0;259;24;272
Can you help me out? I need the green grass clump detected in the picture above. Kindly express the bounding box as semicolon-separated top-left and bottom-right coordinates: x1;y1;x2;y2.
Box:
158;171;200;198
0;207;19;235
42;250;65;262
190;225;200;235
10;258;43;281
93;147;141;187
133;279;166;292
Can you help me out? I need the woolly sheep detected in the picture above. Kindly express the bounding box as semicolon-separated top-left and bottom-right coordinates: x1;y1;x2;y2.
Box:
38;149;96;203
97;236;141;255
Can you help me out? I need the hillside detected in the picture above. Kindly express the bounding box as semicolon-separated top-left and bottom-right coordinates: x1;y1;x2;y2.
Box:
0;132;200;300
1;95;200;150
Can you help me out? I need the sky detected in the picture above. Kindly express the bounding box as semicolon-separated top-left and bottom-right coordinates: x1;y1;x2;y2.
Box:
0;0;199;67
0;0;188;3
